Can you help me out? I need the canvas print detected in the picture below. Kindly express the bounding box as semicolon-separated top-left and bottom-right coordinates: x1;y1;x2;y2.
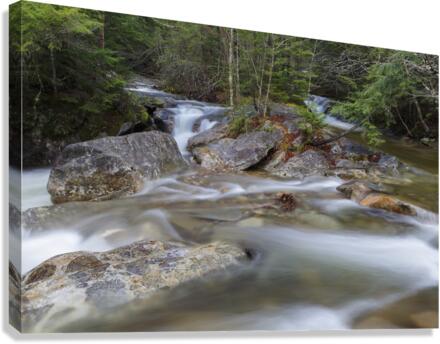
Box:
9;0;439;332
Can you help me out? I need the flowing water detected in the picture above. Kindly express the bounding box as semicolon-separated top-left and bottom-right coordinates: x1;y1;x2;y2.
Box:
16;86;438;331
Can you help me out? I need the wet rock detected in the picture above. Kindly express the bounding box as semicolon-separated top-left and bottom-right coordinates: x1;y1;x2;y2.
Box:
336;180;381;203
337;180;415;215
360;193;416;215
353;287;438;329
270;150;329;179
48;131;186;203
377;154;400;174
26;263;57;284
192;130;282;171
9;262;21;330
22;239;249;332
187;123;228;151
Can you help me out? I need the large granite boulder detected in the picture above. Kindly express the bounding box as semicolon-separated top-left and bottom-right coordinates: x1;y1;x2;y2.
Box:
191;130;283;171
21;240;248;332
48;131;186;203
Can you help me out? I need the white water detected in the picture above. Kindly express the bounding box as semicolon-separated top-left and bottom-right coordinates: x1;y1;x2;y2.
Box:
170;102;224;154
306;95;358;131
126;83;224;155
22;168;52;210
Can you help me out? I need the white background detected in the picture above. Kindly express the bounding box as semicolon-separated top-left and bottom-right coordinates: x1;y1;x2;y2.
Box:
0;0;439;342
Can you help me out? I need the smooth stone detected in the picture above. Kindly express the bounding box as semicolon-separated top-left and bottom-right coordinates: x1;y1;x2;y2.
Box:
22;239;249;332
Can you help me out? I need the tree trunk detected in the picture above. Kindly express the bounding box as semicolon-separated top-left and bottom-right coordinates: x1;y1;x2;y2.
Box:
413;96;430;134
235;31;240;104
262;34;275;117
395;107;413;137
307;40;318;95
228;28;234;108
256;34;269;114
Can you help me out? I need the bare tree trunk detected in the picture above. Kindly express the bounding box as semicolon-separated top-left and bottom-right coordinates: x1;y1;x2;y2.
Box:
255;35;269;114
395;107;413;137
413;96;430;133
228;28;234;108
262;34;275;117
235;31;240;104
403;60;430;134
307;40;318;95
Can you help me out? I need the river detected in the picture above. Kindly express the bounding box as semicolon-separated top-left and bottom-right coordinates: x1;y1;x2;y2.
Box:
15;84;438;331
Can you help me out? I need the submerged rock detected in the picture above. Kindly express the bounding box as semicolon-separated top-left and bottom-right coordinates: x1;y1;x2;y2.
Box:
48;131;186;203
353;287;438;329
22;239;249;332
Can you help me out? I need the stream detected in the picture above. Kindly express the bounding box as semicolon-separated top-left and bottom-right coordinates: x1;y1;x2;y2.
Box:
15;84;438;331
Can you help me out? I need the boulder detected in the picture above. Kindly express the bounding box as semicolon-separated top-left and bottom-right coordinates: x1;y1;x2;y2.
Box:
48;131;186;203
360;193;416;215
192;130;282;171
21;240;248;332
187;123;229;151
270;150;330;179
337;180;415;215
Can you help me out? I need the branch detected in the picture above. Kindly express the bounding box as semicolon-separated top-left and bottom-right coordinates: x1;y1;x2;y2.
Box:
311;120;364;146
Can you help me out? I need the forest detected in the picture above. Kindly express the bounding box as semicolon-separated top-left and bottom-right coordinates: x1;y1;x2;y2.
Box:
10;1;438;167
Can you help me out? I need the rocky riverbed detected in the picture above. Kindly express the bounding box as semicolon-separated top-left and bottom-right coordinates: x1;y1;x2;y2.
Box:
10;79;438;332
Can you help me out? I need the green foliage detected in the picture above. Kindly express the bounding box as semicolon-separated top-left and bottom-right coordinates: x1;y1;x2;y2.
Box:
297;105;326;142
333;52;438;143
10;1;154;147
226;105;254;137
